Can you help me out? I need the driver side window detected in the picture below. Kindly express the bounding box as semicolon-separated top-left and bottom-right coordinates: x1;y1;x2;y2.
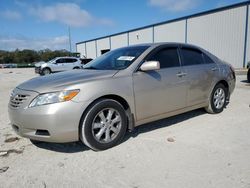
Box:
56;59;64;64
148;47;180;69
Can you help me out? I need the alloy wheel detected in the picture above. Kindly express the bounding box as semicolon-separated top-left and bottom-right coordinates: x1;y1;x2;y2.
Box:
91;108;122;144
213;88;225;109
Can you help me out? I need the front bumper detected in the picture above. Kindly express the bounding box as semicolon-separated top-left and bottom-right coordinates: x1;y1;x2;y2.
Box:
35;66;41;74
8;88;89;143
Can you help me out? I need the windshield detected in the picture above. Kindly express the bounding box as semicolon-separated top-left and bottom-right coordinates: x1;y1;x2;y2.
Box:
83;46;149;70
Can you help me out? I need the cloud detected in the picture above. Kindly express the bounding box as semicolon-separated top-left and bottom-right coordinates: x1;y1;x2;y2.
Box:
0;10;22;21
0;35;69;51
148;0;199;12
30;3;113;27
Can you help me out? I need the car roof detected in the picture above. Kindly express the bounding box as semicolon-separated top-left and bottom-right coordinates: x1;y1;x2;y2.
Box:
128;42;203;49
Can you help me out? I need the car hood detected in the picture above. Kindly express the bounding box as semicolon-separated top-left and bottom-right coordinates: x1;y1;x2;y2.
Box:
17;69;118;93
34;61;45;67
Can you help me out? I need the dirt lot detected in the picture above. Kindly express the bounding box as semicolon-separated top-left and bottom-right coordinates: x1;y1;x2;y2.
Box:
0;68;250;188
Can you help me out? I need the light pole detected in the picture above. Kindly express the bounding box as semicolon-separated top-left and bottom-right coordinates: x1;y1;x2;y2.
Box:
68;26;72;53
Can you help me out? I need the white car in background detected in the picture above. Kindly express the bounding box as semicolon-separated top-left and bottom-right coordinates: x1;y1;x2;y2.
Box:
35;57;82;75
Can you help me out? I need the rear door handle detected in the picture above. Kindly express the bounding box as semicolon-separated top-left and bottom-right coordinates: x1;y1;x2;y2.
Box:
176;72;187;77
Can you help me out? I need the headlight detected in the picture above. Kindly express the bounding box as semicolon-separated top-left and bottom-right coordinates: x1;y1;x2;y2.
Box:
29;89;80;108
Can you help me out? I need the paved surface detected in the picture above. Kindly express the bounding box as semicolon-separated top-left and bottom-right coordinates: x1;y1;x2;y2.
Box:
0;68;249;188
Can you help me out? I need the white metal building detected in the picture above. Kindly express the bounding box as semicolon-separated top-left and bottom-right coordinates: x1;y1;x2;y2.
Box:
76;1;250;68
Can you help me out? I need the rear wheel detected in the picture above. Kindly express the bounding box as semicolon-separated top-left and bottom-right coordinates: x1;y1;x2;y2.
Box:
80;99;127;151
205;83;227;114
247;69;250;83
73;67;80;69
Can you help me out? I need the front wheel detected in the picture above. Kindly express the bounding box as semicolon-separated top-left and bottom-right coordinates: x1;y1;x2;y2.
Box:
205;83;228;114
41;68;51;75
80;99;127;151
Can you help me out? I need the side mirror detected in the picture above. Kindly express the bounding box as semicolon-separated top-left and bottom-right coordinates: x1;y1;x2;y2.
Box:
140;61;160;71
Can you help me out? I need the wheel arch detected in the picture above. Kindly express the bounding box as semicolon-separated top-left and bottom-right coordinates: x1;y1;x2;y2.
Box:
216;80;229;96
42;66;52;72
78;94;135;138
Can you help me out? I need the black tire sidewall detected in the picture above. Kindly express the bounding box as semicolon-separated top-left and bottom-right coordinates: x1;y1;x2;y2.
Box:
210;84;227;113
80;99;127;150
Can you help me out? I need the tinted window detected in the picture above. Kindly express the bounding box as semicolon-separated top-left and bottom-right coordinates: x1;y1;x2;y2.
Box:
148;48;180;68
56;58;65;64
203;53;215;64
181;48;204;66
68;58;78;63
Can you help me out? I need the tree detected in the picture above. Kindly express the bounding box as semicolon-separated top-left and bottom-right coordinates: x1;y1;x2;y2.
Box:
0;49;74;64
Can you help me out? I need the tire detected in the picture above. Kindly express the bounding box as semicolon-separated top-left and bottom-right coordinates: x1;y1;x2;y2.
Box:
205;83;228;114
80;99;127;151
247;69;250;83
73;67;80;69
41;68;51;75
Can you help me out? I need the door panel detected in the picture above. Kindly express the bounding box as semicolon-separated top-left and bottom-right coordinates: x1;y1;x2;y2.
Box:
63;58;75;70
183;64;219;106
133;67;187;121
53;58;65;72
180;48;219;106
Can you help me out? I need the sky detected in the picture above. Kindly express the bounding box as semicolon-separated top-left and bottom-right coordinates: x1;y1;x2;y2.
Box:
0;0;248;51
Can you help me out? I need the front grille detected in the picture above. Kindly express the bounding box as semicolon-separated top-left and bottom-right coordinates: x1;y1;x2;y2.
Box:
9;93;30;109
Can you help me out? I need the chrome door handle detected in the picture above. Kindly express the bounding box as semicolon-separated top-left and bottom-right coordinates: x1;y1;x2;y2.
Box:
176;72;187;77
211;67;218;71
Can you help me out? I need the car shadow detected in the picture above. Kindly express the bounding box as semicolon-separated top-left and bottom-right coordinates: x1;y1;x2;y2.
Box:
31;108;206;153
240;80;250;85
31;141;89;153
124;108;206;141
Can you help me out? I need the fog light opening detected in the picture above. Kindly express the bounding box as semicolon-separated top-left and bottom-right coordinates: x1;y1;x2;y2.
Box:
35;129;50;136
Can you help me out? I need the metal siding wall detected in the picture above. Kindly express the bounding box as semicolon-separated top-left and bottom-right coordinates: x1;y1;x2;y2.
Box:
154;21;186;43
76;43;86;58
96;38;110;57
111;33;128;49
129;28;153;45
246;5;250;66
86;41;96;59
187;6;246;68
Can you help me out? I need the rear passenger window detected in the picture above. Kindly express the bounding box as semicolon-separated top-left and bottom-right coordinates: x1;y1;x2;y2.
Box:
148;48;180;68
203;53;215;64
65;58;75;63
70;58;77;63
181;48;204;66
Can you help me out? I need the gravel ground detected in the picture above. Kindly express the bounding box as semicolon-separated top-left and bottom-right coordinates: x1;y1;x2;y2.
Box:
0;68;250;188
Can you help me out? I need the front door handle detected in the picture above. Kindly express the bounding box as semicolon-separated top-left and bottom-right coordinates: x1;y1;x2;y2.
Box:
176;72;187;77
